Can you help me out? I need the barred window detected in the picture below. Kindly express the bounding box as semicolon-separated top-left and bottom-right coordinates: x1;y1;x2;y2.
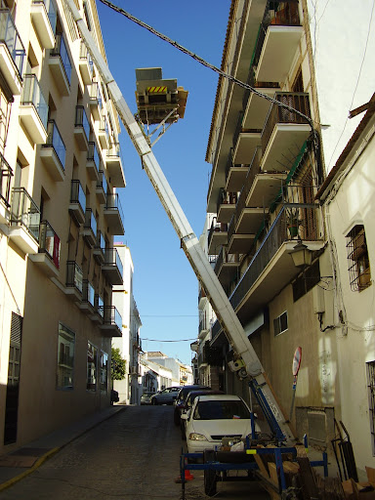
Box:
346;225;371;291
367;361;375;455
274;311;288;336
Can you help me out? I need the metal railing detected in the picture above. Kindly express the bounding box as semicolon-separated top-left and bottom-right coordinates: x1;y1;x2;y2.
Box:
10;187;40;241
79;41;93;75
39;220;60;268
106;142;121;160
0;9;26;76
84;208;97;236
87;141;100;172
66;261;83;292
104;247;123;277
32;0;57;34
97;170;107;194
98;305;122;330
51;33;72;84
43;120;66;169
70;179;86;211
95;294;104;317
82;279;95;306
21;75;48;129
0;151;12;207
89;82;102;108
262;92;311;151
105;193;124;222
75;105;90;140
208;218;227;250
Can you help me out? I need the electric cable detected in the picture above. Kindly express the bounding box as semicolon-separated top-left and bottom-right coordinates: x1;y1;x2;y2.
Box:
98;0;316;128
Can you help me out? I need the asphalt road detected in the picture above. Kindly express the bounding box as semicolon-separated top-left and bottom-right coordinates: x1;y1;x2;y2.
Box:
0;405;270;500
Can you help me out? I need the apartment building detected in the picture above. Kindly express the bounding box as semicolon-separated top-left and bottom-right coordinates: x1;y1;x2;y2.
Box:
200;0;375;466
0;0;125;454
112;243;142;405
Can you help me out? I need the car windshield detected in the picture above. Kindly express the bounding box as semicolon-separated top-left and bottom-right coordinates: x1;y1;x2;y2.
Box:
193;400;250;420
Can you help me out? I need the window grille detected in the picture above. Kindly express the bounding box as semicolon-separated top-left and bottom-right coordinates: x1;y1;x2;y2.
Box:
367;361;375;455
346;225;371;291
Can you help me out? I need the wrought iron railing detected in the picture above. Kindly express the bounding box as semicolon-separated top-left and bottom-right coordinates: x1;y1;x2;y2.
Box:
0;9;25;75
43;120;66;169
104;247;123;277
0;151;12;207
75;105;90;140
70;179;86;211
51;33;72;84
66;261;83;292
82;279;95;306
105;193;124;222
39;220;60;268
21;74;48;129
87;141;100;172
98;305;122;330
97;170;107;194
10;187;40;241
84;208;97;237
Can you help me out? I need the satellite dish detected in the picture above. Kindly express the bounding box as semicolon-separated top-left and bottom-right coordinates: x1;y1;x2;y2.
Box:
292;347;302;377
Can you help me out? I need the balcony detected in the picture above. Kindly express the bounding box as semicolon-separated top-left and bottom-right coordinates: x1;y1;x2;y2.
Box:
216;189;238;224
94;294;104;322
198;286;207;309
254;1;303;83
229;204;323;324
96;170;107;204
0;152;12;224
79;279;95;315
74;105;90;151
69;179;86;226
65;260;83;303
102;247;123;285
49;33;72;96
19;74;48;144
214;247;240;289
79;41;93;85
105;143;125;187
98;115;109;149
31;0;56;49
29;220;60;278
89;82;102;120
82;208;97;247
224;150;249;193
103;193;124;235
227;213;256;255
261;93;311;172
99;305;122;337
9;187;40;255
245;148;286;208
207;219;228;256
40;120;66;181
93;230;105;265
86;141;100;181
232;113;262;165
242;82;280;130
0;9;25;95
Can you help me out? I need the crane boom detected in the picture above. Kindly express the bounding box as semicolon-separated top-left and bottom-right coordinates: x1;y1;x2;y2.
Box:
64;0;295;444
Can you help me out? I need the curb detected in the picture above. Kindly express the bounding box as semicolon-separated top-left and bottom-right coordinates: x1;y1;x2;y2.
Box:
0;405;126;493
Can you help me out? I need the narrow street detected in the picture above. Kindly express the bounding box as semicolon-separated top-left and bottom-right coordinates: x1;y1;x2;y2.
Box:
0;406;270;500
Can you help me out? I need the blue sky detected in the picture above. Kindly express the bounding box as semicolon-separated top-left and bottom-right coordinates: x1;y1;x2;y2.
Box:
97;1;231;365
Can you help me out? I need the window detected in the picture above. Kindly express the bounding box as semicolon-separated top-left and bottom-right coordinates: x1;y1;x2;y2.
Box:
274;311;288;336
367;361;375;455
57;323;75;389
100;351;108;391
87;342;97;391
346;225;371;291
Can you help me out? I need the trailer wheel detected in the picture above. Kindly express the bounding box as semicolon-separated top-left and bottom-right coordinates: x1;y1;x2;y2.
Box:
203;450;217;497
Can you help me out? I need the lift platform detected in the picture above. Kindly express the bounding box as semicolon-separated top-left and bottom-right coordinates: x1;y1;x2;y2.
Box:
135;67;188;125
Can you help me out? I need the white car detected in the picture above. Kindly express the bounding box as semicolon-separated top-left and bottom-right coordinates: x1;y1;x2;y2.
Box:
182;394;259;454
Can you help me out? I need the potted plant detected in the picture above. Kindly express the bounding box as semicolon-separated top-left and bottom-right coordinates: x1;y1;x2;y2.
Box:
287;208;301;238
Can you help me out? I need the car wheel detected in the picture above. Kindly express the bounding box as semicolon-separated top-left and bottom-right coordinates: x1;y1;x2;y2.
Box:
203;450;217;497
152;398;157;405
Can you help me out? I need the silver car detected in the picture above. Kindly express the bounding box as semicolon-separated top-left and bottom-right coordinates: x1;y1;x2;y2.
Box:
150;386;182;405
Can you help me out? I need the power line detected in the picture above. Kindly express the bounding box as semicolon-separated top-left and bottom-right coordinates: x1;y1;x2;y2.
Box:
142;338;196;342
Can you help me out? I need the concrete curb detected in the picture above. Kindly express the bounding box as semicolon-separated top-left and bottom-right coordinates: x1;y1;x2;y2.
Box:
0;405;126;493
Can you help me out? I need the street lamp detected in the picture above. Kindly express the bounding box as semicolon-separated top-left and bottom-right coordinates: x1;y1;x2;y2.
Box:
289;239;313;268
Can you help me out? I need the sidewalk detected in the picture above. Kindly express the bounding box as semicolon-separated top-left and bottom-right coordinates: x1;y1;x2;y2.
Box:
0;404;126;492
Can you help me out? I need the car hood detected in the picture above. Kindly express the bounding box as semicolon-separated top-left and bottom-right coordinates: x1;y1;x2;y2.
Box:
188;419;252;440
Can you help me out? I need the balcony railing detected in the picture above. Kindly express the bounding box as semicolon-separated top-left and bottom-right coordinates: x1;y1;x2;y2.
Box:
32;0;57;33
106;142;121;160
51;33;72;84
84;208;97;236
89;82;102;107
104;247;123;276
10;187;40;241
105;193;124;220
0;8;26;76
82;279;95;306
95;294;104;317
87;141;100;171
98;305;122;330
79;41;93;76
97;170;107;193
43;119;66;169
66;260;83;293
21;74;48;129
96;229;105;250
70;179;86;210
39;220;60;268
0;152;12;207
262;92;311;150
230;204;319;311
75;105;90;140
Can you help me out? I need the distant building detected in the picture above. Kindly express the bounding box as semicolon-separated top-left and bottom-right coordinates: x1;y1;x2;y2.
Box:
145;351;193;387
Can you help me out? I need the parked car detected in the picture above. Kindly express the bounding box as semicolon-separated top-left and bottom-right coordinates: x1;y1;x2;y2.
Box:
182;394;260;453
180;390;223;439
173;385;211;425
150;386;181;405
140;392;154;405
